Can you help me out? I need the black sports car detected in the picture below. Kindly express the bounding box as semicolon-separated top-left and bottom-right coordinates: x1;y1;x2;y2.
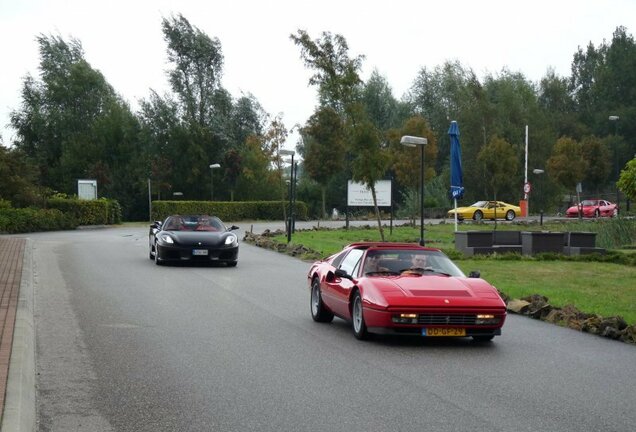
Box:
149;215;239;266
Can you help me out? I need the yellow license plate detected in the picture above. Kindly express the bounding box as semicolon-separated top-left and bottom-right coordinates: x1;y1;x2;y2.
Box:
422;328;466;337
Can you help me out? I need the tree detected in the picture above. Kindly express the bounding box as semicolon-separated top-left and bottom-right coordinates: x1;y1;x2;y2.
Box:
361;70;404;131
547;136;588;203
302;107;346;218
617;156;636;201
10;34;143;218
477;137;519;204
0;145;42;207
290;29;364;118
349;110;390;241
581;135;611;193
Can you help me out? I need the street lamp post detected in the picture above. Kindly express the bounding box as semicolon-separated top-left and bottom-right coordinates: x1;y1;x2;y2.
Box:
280;150;295;242
209;163;220;200
609;115;620;214
400;135;428;246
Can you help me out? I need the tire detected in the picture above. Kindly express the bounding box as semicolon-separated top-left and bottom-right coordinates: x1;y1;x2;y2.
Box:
505;210;516;221
473;210;483;221
310;278;334;323
472;335;495;342
351;290;368;340
594;209;600;218
227;261;238;267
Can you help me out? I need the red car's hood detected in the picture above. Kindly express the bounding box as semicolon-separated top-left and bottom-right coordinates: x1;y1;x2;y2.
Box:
371;274;505;309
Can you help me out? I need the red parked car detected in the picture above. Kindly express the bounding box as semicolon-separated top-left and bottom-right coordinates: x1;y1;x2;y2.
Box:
565;199;618;218
307;242;507;341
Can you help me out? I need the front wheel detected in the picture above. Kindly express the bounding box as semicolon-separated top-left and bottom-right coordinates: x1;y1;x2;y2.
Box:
505;210;516;221
227;261;238;267
351;291;368;340
310;279;334;323
473;210;483;221
594;209;600;218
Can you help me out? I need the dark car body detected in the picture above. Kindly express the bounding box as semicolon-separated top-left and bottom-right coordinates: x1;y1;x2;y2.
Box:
565;199;618;218
307;242;506;341
149;215;239;266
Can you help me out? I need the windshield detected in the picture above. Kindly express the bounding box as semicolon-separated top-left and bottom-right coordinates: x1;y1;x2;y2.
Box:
362;249;466;277
580;200;598;206
471;201;488;208
163;215;225;231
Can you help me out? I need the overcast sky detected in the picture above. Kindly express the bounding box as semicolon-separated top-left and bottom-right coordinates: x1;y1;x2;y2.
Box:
1;0;635;149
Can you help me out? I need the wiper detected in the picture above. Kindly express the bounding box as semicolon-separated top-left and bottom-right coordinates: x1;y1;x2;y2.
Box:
365;271;400;276
399;267;452;277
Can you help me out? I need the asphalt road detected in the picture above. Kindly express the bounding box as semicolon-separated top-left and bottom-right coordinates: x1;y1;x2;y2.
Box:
22;226;636;431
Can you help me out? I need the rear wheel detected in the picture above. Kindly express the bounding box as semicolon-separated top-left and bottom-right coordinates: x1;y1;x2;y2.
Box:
473;210;483;221
505;210;516;221
310;279;334;323
352;290;368;340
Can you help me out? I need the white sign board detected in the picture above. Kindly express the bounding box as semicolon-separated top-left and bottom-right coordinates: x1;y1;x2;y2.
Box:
347;180;392;207
77;179;97;200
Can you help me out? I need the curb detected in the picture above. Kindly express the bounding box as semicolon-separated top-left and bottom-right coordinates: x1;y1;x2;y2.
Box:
1;238;36;432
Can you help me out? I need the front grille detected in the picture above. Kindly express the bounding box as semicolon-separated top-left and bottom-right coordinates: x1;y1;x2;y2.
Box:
418;314;476;325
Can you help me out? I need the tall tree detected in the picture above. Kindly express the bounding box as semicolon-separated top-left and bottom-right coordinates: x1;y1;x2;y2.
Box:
10;34;143;218
547;136;588;200
349;109;390;241
290;29;364;119
581;135;611;193
477;136;519;203
302;107;346;218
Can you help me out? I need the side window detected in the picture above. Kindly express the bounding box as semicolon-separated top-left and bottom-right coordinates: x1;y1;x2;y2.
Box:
339;249;364;275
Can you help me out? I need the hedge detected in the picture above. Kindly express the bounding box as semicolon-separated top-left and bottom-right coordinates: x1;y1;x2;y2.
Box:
151;200;308;222
0;207;78;234
47;197;122;225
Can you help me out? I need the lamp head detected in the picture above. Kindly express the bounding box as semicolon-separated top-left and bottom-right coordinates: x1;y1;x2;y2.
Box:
400;135;428;146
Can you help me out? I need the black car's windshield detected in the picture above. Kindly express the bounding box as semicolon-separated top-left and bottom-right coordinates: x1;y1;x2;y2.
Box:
163;215;224;232
362;249;465;277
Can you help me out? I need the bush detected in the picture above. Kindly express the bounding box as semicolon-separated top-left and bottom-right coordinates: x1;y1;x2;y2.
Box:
151;200;309;222
0;207;78;233
47;196;122;225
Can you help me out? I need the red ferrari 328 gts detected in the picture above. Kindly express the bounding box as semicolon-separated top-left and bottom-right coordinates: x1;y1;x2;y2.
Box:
307;242;507;341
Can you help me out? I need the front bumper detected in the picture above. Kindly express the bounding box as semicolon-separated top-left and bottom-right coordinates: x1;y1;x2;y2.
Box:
363;306;505;337
156;244;238;263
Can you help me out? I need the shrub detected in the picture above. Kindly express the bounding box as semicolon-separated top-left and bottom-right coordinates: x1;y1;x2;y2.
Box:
0;207;77;233
151;200;309;222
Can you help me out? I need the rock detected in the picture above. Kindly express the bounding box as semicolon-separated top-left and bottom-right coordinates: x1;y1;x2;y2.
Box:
507;299;530;314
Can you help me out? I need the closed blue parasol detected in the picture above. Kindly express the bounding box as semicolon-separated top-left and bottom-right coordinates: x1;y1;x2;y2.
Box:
449;121;464;199
448;121;463;231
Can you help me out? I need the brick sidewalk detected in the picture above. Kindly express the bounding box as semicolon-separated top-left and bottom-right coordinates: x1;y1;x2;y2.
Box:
0;238;25;420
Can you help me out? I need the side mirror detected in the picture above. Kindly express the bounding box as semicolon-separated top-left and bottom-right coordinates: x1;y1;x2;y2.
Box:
469;271;481;278
229;225;239;231
334;269;353;280
151;221;162;229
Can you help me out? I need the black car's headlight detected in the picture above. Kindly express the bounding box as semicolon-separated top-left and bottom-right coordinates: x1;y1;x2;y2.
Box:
225;234;238;246
158;233;174;244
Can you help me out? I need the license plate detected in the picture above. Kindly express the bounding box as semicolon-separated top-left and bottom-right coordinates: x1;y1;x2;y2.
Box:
192;249;208;256
422;328;466;337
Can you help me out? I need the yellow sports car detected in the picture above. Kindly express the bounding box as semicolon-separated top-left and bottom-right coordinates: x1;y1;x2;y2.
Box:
447;201;521;221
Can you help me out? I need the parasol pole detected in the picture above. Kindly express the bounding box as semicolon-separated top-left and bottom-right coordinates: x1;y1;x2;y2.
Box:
454;197;458;232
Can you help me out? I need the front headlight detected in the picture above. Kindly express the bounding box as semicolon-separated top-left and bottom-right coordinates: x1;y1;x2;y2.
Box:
225;234;237;245
475;314;500;325
159;234;174;244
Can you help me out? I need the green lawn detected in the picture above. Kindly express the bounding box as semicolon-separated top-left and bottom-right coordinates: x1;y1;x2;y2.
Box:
274;222;636;325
